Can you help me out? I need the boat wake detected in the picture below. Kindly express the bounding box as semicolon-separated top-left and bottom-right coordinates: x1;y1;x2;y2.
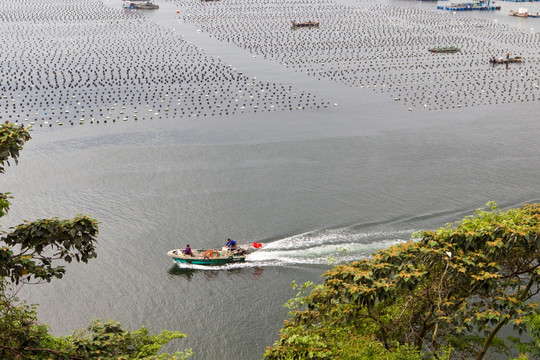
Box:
170;225;415;270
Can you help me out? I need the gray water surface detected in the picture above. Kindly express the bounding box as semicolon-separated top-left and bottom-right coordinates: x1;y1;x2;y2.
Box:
1;0;540;359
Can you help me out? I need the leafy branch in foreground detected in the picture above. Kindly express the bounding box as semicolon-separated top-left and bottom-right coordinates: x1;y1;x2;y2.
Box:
0;286;193;360
0;123;191;359
1;215;99;285
265;202;540;360
0;124;99;286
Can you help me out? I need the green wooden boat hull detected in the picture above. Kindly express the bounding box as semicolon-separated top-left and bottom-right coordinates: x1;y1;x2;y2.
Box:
167;249;247;266
172;256;246;265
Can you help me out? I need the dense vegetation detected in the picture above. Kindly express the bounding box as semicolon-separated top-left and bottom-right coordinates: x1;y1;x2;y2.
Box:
0;124;191;359
265;202;540;360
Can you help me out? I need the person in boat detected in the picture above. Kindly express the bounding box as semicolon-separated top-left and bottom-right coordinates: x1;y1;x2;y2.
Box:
185;244;193;256
507;51;510;60
226;238;237;250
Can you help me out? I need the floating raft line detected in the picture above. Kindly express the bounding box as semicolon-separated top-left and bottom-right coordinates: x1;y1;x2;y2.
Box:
437;4;501;10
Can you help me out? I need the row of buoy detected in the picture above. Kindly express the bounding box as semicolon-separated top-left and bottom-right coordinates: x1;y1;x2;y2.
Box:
168;0;540;110
2;0;539;121
0;0;329;128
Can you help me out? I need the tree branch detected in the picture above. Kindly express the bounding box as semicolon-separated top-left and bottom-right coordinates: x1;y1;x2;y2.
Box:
23;347;84;360
475;276;537;360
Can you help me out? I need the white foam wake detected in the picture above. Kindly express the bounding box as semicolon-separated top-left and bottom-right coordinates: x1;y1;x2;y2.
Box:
171;226;414;269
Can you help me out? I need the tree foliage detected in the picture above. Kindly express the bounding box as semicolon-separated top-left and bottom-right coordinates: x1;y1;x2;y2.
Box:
0;124;99;286
265;202;540;360
0;123;31;175
0;284;192;360
0;123;191;359
1;215;99;285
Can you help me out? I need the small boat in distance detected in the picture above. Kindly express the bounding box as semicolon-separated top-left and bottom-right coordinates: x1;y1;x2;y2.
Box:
509;9;528;17
123;1;159;9
167;243;263;266
291;20;320;28
509;8;540;18
489;56;524;64
428;46;461;53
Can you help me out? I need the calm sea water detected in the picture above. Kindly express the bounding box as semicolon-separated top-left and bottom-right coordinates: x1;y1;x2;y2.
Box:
1;0;540;359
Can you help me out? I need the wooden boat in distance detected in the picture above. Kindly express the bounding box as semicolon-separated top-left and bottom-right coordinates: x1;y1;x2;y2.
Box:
509;9;540;18
291;20;320;28
509;9;527;17
489;56;524;64
428;46;460;53
123;1;159;9
136;3;159;9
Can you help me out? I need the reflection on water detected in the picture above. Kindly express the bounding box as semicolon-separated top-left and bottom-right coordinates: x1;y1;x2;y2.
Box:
167;265;196;281
252;267;264;280
168;264;266;281
167;264;221;280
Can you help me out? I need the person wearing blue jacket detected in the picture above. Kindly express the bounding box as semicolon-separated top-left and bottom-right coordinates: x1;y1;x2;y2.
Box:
226;238;237;249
